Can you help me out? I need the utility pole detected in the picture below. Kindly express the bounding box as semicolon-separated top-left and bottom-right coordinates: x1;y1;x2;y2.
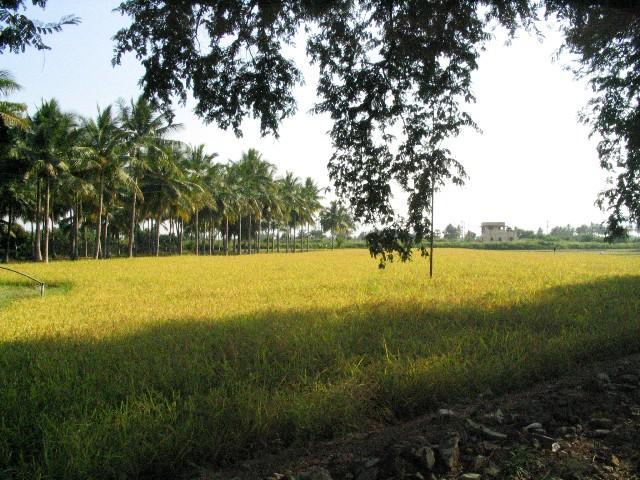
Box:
429;180;434;279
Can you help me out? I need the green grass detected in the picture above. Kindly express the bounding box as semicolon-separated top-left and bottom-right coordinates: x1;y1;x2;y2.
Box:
0;249;639;478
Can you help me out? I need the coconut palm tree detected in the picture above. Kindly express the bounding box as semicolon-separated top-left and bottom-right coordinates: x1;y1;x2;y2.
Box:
233;149;275;253
119;96;178;257
181;144;216;255
278;172;302;253
141;145;193;256
77;105;127;259
320;201;355;249
0;70;27;131
300;177;324;252
25;99;78;262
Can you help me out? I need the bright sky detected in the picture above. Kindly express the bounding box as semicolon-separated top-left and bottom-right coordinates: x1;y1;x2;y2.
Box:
3;1;609;235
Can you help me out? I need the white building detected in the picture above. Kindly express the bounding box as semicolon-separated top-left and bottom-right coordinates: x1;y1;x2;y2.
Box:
481;222;518;242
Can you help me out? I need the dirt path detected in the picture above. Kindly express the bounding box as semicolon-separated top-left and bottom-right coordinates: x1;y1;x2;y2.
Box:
202;354;640;480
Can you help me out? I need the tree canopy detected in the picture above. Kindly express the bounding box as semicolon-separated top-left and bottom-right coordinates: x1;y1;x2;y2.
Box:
0;1;79;54
108;1;637;261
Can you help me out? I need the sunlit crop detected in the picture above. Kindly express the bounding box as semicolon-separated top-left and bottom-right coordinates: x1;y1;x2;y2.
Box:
1;249;639;478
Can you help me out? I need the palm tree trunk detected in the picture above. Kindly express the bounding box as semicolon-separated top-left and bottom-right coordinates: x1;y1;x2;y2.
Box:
257;214;261;253
306;223;310;252
331;228;335;250
179;218;184;255
197;210;202;255
95;173;103;259
293;226;296;253
104;214;110;259
81;201;87;258
128;186;137;257
71;202;78;260
277;228;280;253
155;215;161;256
248;215;252;254
35;178;42;261
224;216;229;255
3;205;13;263
44;177;50;263
210;221;214;255
238;217;242;255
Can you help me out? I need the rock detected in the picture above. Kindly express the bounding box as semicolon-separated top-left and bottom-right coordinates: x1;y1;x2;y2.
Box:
619;374;638;384
483;464;500;478
531;433;556;449
403;474;425;480
355;467;378;480
413;446;436;470
589;429;611;438
555;426;577;436
459;474;482;480
611;454;621;467
472;455;488;471
478;388;494;399
296;467;333;480
479;441;500;451
438;408;456;417
523;422;543;432
551;442;561;453
438;432;461;470
589;418;613;429
617;383;637;392
597;372;611;383
466;419;508;440
363;458;380;469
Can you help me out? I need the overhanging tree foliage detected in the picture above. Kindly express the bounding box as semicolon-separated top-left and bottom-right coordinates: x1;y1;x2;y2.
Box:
113;1;640;263
0;1;79;54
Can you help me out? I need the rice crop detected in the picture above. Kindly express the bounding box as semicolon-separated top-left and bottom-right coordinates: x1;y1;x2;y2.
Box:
0;249;639;478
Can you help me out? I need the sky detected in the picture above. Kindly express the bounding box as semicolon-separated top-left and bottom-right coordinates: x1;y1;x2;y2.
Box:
2;1;609;235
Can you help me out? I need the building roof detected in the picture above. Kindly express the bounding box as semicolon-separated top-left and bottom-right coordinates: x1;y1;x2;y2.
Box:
481;222;506;227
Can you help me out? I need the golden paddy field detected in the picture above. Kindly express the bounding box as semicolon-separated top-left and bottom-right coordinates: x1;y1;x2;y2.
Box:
1;249;639;478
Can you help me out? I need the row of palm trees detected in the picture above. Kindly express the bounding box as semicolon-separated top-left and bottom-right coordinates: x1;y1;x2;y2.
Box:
0;71;355;263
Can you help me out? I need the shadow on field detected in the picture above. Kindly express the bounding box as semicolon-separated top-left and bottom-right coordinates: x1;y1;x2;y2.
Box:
1;276;640;478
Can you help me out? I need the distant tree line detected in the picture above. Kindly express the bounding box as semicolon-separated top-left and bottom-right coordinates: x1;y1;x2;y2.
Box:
437;222;633;243
0;75;356;263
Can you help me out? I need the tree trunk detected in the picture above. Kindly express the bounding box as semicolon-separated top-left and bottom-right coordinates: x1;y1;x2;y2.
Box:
248;215;252;254
331;229;335;250
209;220;213;255
35;178;42;261
195;210;199;256
44;177;50;263
238;217;242;254
277;228;280;253
104;214;110;259
293;226;296;253
155;215;161;256
306;223;310;252
81;201;87;258
3;205;13;263
179;218;184;255
225;216;229;255
128;186;137;257
71;202;78;260
95;173;103;259
257;214;261;253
